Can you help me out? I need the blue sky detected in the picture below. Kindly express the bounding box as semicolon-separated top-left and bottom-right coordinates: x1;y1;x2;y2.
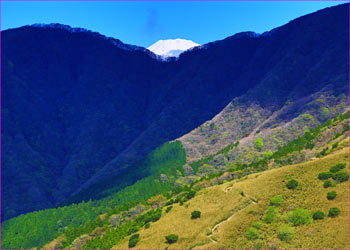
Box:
1;1;347;48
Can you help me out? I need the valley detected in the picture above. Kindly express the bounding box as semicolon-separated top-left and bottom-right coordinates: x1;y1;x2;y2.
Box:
1;3;349;250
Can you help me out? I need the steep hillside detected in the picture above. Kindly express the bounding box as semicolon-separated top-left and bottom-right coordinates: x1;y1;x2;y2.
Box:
3;111;346;250
179;86;348;167
1;141;187;249
112;146;349;250
2;4;348;220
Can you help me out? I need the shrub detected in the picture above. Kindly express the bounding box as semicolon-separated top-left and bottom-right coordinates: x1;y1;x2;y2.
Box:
252;221;262;229
128;226;138;235
145;223;150;229
286;179;298;189
318;147;328;157
332;171;349;182
165;199;174;206
270;195;284;206
191;210;201;219
327;191;337;200
254;137;264;150
128;234;140;248
318;172;333;180
166;206;173;213
286;208;312;226
278;224;295;242
246;227;259;240
263;150;273;159
312;211;325;220
151;209;162;222
330;163;346;173
165;234;179;244
185;190;196;199
263;206;277;224
328;207;340;217
323;180;336;188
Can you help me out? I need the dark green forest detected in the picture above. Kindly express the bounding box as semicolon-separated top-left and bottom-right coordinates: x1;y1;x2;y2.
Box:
1;141;186;249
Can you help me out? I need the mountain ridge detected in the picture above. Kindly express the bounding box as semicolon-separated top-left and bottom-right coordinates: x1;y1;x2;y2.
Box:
1;3;349;221
1;4;349;249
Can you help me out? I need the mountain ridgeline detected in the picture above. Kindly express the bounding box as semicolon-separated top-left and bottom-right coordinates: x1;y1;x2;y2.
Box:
1;2;349;224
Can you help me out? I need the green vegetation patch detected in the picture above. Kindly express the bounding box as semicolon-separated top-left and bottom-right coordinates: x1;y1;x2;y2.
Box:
165;234;179;244
286;208;312;226
252;221;262;229
246;227;259;240
165;206;173;213
269;195;284;206
191;210;201;219
263;206;278;224
286;179;299;189
2;141;187;250
128;234;140;248
327;191;337;200
81;208;162;249
278;224;295;242
318;172;333;180
254;137;264;150
323;180;336;188
273;111;349;163
332;171;349;182
312;211;325;220
328;207;340;218
330;163;346;173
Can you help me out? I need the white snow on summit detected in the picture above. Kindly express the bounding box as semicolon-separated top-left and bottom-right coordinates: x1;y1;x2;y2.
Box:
147;39;200;57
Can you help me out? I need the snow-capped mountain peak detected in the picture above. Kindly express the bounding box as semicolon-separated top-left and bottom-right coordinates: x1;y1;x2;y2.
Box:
147;39;200;57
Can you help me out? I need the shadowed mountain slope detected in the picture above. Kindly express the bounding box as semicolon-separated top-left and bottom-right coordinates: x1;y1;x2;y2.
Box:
1;3;348;220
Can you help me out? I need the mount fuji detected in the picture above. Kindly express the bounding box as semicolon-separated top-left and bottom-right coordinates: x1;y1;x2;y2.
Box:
147;38;200;57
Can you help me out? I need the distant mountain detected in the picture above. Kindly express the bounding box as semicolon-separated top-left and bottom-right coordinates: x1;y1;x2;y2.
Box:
147;39;200;57
1;3;349;222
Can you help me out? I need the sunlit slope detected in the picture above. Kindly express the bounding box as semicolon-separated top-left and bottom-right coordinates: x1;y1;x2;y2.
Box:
113;146;349;249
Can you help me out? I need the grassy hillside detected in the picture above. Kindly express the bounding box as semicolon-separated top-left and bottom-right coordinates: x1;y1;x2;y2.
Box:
2;112;348;250
112;146;349;249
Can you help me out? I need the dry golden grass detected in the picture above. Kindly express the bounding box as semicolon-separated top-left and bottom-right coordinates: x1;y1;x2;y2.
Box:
112;184;253;249
112;146;349;249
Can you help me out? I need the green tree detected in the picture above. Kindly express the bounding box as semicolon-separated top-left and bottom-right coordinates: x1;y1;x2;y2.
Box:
191;210;201;219
327;191;337;200
328;207;340;217
286;208;312;226
165;234;179;244
254;137;264;150
313;211;325;220
286;179;298;189
330;163;346;173
332;172;349;182
318;172;333;180
246;227;259;240
128;234;140;248
323;180;336;188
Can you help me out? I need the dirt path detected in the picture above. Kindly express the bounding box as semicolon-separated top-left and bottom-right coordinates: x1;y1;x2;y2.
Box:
206;194;257;243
